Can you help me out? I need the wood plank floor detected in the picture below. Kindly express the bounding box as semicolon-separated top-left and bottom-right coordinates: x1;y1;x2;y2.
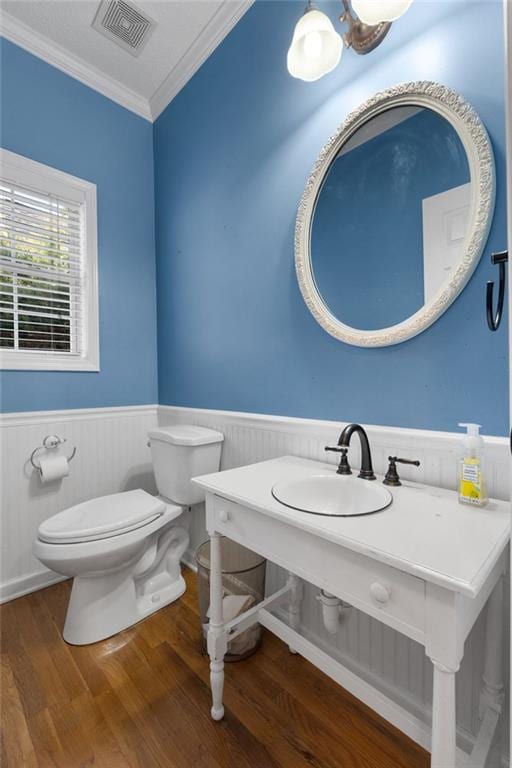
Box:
1;567;429;768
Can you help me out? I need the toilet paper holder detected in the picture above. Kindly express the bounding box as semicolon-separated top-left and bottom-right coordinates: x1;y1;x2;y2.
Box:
30;435;77;470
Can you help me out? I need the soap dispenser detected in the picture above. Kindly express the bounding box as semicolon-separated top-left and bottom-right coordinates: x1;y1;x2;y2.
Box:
458;423;487;507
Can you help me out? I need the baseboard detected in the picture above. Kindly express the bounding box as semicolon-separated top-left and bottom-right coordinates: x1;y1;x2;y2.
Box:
182;549;198;573
0;569;67;604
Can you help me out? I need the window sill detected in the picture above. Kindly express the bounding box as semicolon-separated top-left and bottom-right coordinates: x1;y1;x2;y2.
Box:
0;350;100;372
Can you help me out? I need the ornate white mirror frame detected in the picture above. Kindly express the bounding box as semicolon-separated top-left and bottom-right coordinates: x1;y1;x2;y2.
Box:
295;81;496;347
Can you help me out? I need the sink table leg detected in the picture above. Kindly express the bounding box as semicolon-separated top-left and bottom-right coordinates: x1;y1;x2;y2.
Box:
431;661;458;768
425;583;463;768
479;575;505;718
287;572;303;654
207;531;227;720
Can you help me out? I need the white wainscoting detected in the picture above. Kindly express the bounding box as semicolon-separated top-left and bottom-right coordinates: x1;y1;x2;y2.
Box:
0;404;158;602
158;405;510;764
0;402;508;762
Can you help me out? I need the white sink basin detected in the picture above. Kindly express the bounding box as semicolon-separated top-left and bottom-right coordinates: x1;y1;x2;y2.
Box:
271;474;392;517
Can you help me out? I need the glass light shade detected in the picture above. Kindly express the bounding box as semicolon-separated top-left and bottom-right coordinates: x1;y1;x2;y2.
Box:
287;9;343;82
351;0;413;25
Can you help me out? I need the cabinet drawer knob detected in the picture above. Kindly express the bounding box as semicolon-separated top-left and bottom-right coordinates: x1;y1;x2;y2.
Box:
370;582;390;604
219;510;230;523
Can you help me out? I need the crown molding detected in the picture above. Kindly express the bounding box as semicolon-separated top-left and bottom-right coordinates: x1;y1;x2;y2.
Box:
149;0;254;121
0;1;254;124
0;11;152;121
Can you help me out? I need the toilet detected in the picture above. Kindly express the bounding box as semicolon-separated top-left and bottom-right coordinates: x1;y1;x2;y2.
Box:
33;425;223;645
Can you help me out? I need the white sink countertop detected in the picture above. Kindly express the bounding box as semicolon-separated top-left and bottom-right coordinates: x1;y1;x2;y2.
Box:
194;455;510;597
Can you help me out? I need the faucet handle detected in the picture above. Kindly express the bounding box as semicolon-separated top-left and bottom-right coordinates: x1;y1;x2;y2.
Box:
383;456;420;486
325;446;352;475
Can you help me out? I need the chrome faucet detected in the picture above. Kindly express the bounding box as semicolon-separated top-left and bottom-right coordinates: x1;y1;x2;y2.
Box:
325;423;376;480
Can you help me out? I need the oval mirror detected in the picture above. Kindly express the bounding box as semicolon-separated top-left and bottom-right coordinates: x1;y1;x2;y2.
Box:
295;82;495;346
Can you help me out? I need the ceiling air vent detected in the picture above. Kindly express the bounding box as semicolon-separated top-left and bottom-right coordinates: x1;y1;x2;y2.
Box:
92;0;156;57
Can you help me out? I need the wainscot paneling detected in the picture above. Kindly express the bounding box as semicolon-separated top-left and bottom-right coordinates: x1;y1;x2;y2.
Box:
0;405;158;602
1;403;508;763
158;404;510;765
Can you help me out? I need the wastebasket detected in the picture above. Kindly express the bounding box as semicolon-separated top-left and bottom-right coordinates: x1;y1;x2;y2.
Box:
196;537;266;661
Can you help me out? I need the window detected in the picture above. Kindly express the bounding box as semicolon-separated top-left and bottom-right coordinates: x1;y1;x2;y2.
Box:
0;149;99;371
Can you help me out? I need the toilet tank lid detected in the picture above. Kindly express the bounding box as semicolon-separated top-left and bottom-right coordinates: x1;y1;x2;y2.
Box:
148;425;224;446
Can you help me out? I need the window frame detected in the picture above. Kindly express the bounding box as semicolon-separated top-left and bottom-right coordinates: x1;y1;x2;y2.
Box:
0;149;99;371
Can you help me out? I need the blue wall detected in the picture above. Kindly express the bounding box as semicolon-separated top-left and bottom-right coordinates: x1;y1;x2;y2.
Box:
0;38;158;412
313;108;470;329
1;2;508;433
154;0;508;435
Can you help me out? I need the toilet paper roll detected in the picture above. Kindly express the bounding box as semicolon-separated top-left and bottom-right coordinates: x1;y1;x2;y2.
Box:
38;454;69;483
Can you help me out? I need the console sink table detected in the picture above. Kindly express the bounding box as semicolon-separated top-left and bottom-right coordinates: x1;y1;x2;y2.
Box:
193;456;509;768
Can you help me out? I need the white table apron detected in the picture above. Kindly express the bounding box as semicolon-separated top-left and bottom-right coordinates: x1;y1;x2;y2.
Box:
204;491;507;768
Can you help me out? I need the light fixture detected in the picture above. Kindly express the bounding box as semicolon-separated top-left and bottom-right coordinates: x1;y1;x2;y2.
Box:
287;0;413;80
351;0;413;26
287;5;343;82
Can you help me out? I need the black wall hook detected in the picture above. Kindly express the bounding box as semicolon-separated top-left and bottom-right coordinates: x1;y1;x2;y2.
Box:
486;250;508;331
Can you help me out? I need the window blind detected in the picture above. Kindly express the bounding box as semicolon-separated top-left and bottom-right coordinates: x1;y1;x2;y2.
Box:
0;181;84;355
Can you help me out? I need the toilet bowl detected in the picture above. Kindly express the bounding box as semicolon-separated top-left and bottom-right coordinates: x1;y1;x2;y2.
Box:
33;425;223;645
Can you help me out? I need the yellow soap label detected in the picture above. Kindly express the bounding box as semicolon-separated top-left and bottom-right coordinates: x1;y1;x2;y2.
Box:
459;458;482;502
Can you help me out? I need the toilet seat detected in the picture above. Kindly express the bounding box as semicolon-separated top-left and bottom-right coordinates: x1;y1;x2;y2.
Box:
38;489;166;544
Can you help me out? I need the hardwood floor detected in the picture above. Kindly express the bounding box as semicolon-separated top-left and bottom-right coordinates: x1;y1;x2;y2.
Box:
1;567;429;768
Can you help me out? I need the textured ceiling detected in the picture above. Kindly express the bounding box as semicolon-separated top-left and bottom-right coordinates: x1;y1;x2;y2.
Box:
1;0;251;117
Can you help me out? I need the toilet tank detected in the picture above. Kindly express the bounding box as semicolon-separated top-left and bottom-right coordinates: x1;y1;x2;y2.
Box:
148;425;223;506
